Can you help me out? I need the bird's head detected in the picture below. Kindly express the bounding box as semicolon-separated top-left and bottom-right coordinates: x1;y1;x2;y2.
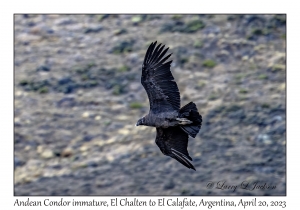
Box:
136;117;145;126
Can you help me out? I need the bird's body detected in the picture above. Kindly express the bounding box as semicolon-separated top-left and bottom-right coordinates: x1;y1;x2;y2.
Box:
136;41;202;170
143;111;179;128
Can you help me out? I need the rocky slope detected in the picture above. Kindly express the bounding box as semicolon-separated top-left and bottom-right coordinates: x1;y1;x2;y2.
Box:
14;14;286;195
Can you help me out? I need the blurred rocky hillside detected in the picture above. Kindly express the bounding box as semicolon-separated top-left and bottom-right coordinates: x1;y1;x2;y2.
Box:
14;14;286;195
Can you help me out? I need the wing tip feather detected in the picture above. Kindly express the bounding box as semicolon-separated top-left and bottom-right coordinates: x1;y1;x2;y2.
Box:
171;149;195;170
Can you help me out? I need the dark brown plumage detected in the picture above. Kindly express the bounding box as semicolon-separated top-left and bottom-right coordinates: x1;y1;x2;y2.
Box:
136;41;202;170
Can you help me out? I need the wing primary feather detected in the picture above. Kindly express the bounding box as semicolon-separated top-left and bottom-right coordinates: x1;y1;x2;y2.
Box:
148;43;161;65
172;155;191;169
172;151;196;170
146;41;157;64
143;42;154;66
152;53;172;69
154;47;169;65
156;44;165;59
171;148;193;161
149;44;165;67
154;60;173;74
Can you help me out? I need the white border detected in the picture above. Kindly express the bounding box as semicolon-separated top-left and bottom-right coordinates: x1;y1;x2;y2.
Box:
2;0;297;209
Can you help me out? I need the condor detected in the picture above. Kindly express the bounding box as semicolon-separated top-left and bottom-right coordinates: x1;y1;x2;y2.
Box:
136;41;202;170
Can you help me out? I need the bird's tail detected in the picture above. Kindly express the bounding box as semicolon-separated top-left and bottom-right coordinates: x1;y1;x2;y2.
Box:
179;102;202;138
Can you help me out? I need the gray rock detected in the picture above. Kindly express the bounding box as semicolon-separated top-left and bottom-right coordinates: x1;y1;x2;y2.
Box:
41;149;54;159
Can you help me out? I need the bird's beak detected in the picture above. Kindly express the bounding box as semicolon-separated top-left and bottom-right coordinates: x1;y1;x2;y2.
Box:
135;123;138;126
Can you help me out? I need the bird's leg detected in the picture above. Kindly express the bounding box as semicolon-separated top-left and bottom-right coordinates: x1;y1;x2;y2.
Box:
176;118;192;125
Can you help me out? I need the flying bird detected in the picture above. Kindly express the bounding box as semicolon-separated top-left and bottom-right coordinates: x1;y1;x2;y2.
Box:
136;41;202;170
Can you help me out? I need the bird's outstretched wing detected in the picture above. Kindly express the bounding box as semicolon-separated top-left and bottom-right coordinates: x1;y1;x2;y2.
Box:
155;127;195;170
141;41;180;113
